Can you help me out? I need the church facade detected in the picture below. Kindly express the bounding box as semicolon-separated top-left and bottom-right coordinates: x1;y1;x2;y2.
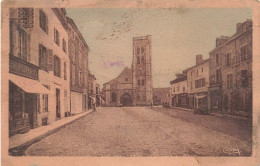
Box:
103;35;153;106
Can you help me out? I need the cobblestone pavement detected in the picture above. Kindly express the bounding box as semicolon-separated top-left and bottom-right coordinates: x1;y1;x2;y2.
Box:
25;107;252;156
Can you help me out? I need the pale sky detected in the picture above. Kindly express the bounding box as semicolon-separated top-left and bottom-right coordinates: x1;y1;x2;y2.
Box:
66;8;251;88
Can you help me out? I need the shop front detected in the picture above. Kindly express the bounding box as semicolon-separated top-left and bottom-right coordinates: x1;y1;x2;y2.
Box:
9;74;50;136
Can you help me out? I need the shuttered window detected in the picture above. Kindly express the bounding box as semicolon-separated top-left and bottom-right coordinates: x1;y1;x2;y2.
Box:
39;10;48;33
39;44;48;71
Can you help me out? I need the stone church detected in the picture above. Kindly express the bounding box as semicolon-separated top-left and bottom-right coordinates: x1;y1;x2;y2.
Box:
103;35;153;106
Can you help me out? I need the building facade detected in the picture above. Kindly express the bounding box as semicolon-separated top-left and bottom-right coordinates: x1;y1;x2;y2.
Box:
170;74;188;108
67;17;89;115
186;55;210;110
153;87;171;106
103;35;153;107
8;8;70;135
208;20;252;117
103;67;133;107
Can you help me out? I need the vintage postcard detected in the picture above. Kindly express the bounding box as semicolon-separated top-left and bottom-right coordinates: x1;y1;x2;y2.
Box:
1;0;260;165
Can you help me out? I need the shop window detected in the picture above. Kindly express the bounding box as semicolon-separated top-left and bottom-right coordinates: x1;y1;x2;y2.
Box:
42;94;48;112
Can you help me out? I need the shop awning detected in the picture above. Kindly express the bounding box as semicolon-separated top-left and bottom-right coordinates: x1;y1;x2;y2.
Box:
9;73;50;94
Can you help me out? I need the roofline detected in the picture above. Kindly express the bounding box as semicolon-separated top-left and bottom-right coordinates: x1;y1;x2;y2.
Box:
209;27;252;54
184;59;209;72
67;17;90;51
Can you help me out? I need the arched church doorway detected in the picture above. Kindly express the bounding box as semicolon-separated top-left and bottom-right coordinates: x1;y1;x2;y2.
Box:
120;93;132;106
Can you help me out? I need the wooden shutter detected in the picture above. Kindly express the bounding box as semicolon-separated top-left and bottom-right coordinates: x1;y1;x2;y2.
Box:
26;33;31;61
39;44;42;67
48;49;54;71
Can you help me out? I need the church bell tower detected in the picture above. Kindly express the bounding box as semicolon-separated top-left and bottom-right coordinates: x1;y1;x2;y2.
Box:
132;35;153;106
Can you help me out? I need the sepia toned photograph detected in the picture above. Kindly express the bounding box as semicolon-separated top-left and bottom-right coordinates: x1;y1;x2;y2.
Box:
1;0;260;165
4;7;253;157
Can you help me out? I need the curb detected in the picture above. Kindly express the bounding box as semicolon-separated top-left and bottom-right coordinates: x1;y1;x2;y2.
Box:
170;107;250;121
9;110;93;156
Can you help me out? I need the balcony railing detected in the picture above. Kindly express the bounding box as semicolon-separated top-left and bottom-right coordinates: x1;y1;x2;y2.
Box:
9;55;38;80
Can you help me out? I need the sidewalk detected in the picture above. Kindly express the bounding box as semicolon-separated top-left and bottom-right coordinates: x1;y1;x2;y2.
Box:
171;106;250;121
9;110;93;150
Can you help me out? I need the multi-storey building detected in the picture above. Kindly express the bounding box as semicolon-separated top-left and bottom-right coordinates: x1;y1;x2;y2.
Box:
103;35;153;107
208;19;252;117
186;55;210;110
8;8;70;135
88;72;98;108
170;73;188;108
67;17;89;115
153;87;171;106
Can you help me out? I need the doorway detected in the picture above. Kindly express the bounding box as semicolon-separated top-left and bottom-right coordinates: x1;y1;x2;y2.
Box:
56;88;61;119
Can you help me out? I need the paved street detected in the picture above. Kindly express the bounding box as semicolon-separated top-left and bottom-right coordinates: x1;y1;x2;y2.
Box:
25;107;252;156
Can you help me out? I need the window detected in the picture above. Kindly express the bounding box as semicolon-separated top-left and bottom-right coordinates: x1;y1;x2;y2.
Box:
141;47;145;54
177;86;179;92
71;65;75;85
111;92;117;102
137;47;140;54
54;28;60;46
240;45;247;61
216;54;219;66
173;87;175;93
190;81;193;90
125;78;128;81
142;79;145;86
79;71;82;85
191;72;192;76
227;74;233;89
137;56;140;64
138;80;140;86
62;39;66;53
202;78;206;87
226;53;231;66
241;70;248;87
39;44;48;71
54;55;61;77
201;68;203;73
141;56;145;64
42;94;48;112
183;87;186;93
64;62;67;80
39;10;48;33
216;69;221;83
197;70;198;75
16;26;30;61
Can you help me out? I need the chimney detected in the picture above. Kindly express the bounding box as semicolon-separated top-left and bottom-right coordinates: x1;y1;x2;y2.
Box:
196;54;203;65
216;36;230;47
